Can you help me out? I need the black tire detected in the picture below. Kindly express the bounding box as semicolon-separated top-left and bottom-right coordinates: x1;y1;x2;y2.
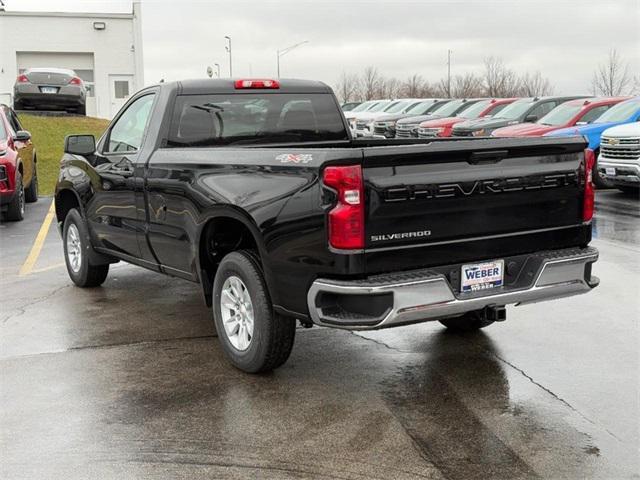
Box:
63;208;109;287
13;99;24;111
24;163;38;203
439;310;495;332
77;105;86;116
213;250;296;373
618;186;639;197
5;172;25;221
592;151;612;189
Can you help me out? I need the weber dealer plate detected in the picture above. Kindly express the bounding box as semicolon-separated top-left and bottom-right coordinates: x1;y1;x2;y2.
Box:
461;260;504;293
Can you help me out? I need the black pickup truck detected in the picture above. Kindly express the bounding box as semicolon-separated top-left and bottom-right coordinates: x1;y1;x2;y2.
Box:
55;78;599;373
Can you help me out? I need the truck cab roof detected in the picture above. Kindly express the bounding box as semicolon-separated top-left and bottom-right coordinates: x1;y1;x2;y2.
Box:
157;78;334;95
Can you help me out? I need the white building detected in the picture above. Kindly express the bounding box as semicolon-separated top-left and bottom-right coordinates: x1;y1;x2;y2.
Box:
0;2;144;118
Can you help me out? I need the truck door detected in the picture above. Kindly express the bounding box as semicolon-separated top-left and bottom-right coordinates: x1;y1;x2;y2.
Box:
87;93;156;259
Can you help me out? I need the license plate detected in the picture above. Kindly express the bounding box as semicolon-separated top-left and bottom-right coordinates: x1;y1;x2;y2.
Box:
605;167;616;176
461;260;504;293
40;87;58;94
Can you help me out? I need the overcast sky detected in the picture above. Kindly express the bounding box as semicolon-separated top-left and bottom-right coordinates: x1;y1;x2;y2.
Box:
7;0;640;94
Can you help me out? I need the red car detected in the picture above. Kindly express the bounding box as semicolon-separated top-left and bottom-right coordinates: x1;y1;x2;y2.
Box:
491;97;628;137
0;105;38;221
417;98;518;138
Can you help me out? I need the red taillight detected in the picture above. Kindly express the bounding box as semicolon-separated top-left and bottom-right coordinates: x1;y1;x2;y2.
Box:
583;148;595;222
323;165;365;250
234;79;279;89
17;74;29;83
68;76;83;85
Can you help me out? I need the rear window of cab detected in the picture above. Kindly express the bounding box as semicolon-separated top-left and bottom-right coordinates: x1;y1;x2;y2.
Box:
167;93;349;147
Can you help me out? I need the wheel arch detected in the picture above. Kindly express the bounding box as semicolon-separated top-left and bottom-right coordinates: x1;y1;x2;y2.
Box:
54;188;84;227
196;207;274;307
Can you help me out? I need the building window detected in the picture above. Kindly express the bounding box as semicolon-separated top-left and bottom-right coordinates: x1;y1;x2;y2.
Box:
114;81;130;99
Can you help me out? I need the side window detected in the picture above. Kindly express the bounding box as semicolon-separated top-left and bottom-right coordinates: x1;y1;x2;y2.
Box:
488;103;508;116
529;101;555;120
580;105;610;124
105;94;155;153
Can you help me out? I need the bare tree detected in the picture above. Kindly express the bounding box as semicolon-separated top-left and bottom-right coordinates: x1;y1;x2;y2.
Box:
378;77;401;99
335;71;361;103
483;56;521;97
450;73;484;98
401;74;425;98
633;75;640;95
591;49;632;96
519;71;554;96
361;66;382;100
342;61;558;103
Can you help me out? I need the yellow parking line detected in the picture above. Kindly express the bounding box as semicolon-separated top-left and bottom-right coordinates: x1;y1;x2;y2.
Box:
31;262;65;274
19;199;56;276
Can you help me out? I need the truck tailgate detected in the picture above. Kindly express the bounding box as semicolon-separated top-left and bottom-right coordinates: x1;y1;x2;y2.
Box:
362;137;591;273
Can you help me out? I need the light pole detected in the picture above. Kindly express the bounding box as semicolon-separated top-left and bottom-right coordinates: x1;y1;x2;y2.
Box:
277;40;309;78
225;36;232;77
214;63;221;78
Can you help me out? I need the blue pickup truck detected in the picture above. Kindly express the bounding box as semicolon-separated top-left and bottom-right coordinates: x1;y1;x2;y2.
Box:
545;97;640;186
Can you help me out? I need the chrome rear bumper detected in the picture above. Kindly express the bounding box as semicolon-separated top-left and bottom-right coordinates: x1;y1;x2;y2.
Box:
307;246;599;330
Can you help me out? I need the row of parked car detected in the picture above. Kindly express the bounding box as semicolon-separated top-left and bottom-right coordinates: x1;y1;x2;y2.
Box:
343;96;640;192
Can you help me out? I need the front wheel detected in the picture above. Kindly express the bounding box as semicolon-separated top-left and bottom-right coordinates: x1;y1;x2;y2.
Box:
592;151;612;189
439;310;495;332
213;250;296;373
5;172;25;221
63;208;109;287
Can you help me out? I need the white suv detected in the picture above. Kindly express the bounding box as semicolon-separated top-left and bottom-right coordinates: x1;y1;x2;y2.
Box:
354;99;424;137
598;123;640;194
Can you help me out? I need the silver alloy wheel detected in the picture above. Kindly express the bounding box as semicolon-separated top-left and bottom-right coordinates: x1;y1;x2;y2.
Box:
220;275;254;351
66;224;82;273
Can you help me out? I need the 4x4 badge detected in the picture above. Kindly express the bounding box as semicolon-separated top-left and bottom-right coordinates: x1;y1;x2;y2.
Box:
276;153;313;164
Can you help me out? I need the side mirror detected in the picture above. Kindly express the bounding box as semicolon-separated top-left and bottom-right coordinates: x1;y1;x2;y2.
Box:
64;134;96;156
14;130;31;142
524;115;538;123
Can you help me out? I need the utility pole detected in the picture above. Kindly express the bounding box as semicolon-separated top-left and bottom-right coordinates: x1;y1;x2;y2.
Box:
225;36;232;77
277;40;309;78
447;49;452;98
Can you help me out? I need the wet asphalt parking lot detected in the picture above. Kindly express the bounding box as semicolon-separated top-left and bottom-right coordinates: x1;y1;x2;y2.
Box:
1;190;639;479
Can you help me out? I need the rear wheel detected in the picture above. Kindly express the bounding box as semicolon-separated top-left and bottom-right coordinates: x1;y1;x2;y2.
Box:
213;250;296;373
440;310;495;332
13;99;24;111
63;208;109;287
77;105;86;116
5;172;25;221
24;164;38;203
